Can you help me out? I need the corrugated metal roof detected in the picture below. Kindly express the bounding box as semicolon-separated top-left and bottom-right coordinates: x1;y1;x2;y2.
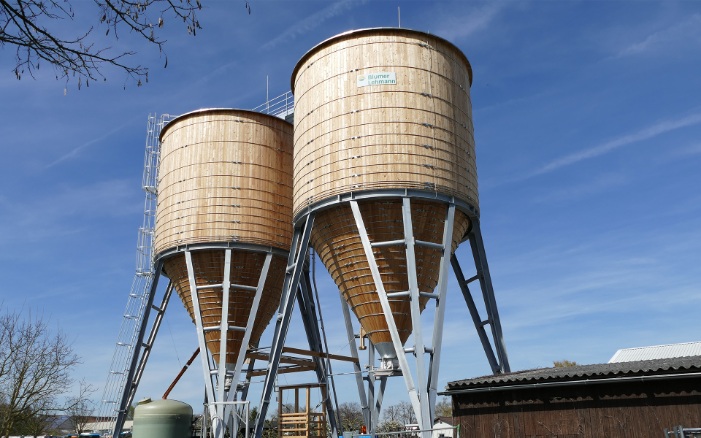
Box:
609;341;701;362
445;355;701;392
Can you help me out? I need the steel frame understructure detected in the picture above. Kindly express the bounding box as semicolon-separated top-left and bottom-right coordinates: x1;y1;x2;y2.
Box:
254;188;510;437
113;241;340;438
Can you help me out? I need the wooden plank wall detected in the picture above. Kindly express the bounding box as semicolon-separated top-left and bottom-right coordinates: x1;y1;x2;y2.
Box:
155;109;293;256
154;109;293;365
292;29;478;218
310;200;470;349
162;250;287;365
291;28;478;352
453;379;701;438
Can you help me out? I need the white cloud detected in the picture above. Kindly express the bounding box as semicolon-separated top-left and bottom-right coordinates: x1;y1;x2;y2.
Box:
428;2;504;42
45;122;132;168
0;179;140;249
528;112;701;178
262;0;369;50
533;173;628;203
618;14;701;57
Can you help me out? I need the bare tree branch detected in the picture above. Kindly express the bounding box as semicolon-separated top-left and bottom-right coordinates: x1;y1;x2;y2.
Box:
0;308;80;436
0;0;211;86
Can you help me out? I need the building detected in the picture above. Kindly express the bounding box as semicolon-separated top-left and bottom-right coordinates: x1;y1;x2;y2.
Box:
443;356;701;437
431;417;455;438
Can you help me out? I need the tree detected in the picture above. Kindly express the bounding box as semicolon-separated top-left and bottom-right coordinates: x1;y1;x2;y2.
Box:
0;0;248;85
376;419;403;434
0;308;80;437
384;401;415;428
434;397;452;418
337;402;364;432
553;360;578;368
66;381;96;434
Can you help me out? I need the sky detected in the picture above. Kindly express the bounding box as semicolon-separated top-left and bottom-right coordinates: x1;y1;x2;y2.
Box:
1;0;700;422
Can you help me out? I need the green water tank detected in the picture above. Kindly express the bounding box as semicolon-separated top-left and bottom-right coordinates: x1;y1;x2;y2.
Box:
132;398;193;438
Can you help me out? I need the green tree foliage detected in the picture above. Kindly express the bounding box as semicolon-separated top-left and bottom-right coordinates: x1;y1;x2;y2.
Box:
434;397;452;418
337;402;364;432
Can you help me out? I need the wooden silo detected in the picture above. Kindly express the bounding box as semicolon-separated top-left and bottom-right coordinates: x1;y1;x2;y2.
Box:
155;108;293;370
291;28;475;359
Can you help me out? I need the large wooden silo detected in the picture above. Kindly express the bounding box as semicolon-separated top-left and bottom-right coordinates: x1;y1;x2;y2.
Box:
154;109;293;368
291;28;476;359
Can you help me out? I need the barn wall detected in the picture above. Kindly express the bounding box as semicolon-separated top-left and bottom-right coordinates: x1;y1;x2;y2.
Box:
452;379;701;438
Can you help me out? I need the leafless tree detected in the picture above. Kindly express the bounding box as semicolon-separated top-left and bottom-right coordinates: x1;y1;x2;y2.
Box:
0;308;80;437
386;401;416;426
0;0;248;86
66;381;96;434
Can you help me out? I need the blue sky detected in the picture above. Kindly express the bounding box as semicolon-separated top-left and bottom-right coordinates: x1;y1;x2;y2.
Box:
1;0;700;418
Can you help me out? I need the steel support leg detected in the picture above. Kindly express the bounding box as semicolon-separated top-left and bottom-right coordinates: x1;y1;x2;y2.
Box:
187;248;275;438
349;200;423;425
402;198;431;433
350;198;462;435
427;204;456;417
186;250;222;437
254;214;315;438
451;255;500;373
112;260;168;438
340;298;370;430
450;217;510;374
468;219;510;373
298;273;339;438
228;253;272;431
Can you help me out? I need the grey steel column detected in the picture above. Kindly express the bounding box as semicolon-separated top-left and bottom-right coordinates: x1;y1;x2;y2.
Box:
467;219;510;373
112;259;165;438
298;273;339;437
426;204;455;417
349;200;423;423
186;250;222;438
401;197;431;433
216;249;233;424
450;254;500;374
254;214;315;438
340;298;370;429
227;253;272;432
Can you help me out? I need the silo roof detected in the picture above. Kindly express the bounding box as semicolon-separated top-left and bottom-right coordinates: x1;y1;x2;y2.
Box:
290;27;473;93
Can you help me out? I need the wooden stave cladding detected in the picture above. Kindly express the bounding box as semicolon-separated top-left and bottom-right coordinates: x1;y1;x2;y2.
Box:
292;29;477;218
310;200;471;348
155;109;293;257
293;29;477;350
155;109;293;364
162;250;287;364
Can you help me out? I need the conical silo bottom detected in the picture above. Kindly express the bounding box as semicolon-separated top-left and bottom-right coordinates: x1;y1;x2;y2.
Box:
162;250;287;365
310;199;471;359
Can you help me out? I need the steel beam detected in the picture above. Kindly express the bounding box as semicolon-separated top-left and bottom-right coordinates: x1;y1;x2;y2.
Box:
112;259;165;438
254;214;315;438
426;204;455;417
349;200;423;422
467;219;510;373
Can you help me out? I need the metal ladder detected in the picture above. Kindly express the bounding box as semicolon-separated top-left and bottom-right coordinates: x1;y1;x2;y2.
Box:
96;114;171;432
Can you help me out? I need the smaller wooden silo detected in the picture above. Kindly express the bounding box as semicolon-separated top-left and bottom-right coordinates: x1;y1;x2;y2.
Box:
154;109;293;368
